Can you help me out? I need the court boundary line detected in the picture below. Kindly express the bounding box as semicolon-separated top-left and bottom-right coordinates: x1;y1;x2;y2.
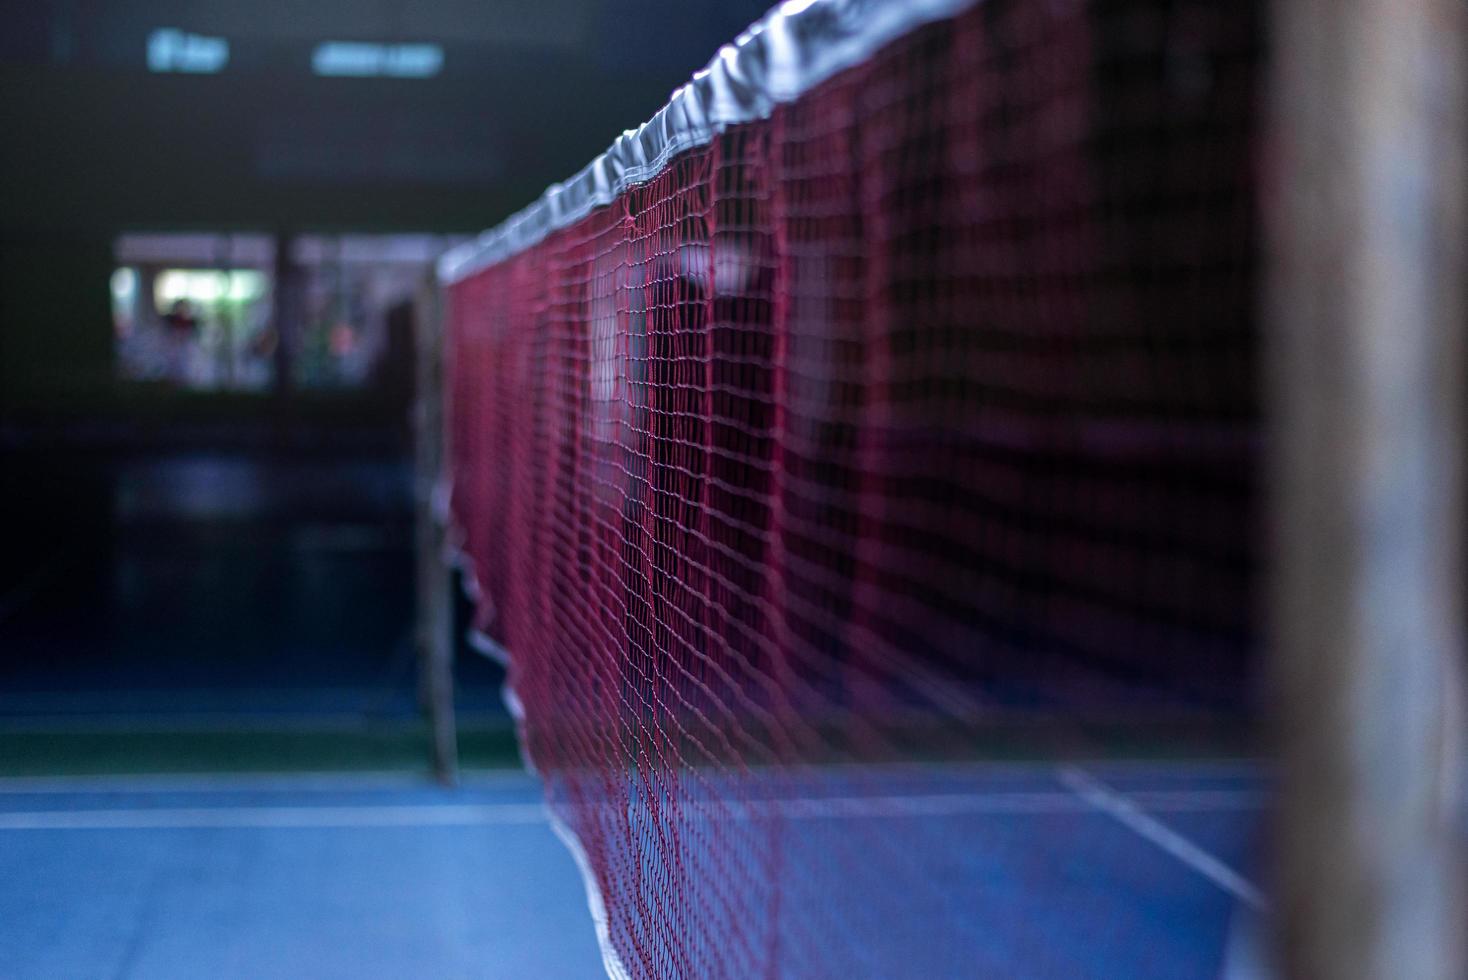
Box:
0;769;541;794
0;803;550;830
0;787;1264;830
0;758;1265;794
1060;766;1268;910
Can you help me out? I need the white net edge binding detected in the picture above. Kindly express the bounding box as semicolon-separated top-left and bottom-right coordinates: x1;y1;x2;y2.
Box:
436;0;980;285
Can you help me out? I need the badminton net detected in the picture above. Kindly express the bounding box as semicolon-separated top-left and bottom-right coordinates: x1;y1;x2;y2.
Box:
440;0;1262;976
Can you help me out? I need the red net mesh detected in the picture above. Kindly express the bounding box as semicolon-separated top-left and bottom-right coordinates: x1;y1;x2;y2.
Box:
447;2;1262;977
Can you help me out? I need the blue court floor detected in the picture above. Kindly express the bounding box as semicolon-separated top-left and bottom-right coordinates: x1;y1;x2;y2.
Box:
0;763;1264;979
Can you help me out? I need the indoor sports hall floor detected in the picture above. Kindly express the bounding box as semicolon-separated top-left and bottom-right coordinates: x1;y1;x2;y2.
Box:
0;450;1266;978
0;762;1265;979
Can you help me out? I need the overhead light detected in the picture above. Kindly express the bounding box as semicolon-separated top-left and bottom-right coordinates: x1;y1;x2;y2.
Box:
147;29;229;74
312;42;444;79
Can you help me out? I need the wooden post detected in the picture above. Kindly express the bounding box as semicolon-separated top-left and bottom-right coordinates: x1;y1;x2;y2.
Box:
415;272;458;784
1269;0;1466;977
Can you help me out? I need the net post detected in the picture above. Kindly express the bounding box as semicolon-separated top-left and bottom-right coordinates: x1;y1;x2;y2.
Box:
1268;0;1466;976
414;269;458;785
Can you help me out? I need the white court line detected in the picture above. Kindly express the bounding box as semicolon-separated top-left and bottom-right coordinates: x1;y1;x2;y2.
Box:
755;789;1263;819
766;757;1265;778
0;803;549;830
0;715;468;734
1060;766;1268;910
0;787;1262;830
0;769;539;795
0;762;1267;796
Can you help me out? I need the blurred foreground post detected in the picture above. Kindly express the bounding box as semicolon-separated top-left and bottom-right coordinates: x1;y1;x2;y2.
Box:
1269;0;1466;976
415;273;457;784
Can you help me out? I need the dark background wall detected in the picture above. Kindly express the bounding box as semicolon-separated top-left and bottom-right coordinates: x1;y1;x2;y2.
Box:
0;0;771;743
0;0;769;430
